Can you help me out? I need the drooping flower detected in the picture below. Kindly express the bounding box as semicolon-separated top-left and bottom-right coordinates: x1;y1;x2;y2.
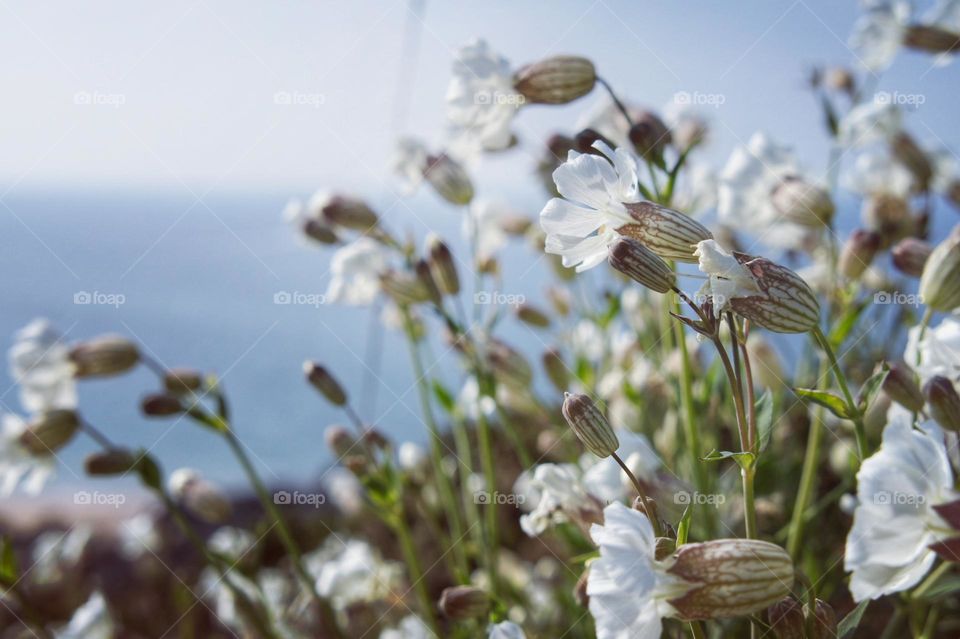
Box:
849;0;960;72
465;200;511;264
0;413;56;496
391;138;474;205
308;538;403;610
838;101;902;148
693;240;762;312
326;237;391;305
8;319;77;413
844;405;958;600
905;313;960;383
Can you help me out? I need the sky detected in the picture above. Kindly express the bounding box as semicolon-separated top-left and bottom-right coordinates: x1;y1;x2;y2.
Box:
1;0;959;198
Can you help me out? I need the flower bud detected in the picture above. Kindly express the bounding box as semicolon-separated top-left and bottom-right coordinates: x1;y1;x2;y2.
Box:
883;362;925;412
608;238;676;293
806;599;837;639
85;449;138;476
839;229;881;279
891;132;934;191
891;237;932;277
862;194;911;248
424;154;473;205
301;219;339;244
438;585;490;620
542;347;570;392
730;254;821;333
169;468;232;524
380;269;431;305
547;286;571;316
20;409;79;455
69;336;139;378
919;225;960;311
904;24;960;55
361;428;389;451
574;128;616;156
771;177;835;227
825;67;855;94
164;368;204;395
628;111;671;162
415;259;443;305
303;362;347;406
767;596;804;639
561;393;619;458
325;425;356;458
515;303;551;328
426;234;460;295
924;376;960;431
317;194;379;231
513;55;596;105
486;340;533;387
141;393;184;417
621;202;713;263
666;539;794;620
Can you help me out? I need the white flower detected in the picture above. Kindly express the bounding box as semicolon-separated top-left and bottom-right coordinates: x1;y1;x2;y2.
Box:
905;313;960;383
398;442;428;473
8;318;76;413
0;413;55;496
119;513;163;560
446;39;520;155
541;141;641;271
845;405;958;601
488;621;526;639
581;430;662;503
56;591;114;639
587;502;692;639
309;538;403;610
380;615;435;639
845;147;915;198
694;240;762;315
849;0;912;71
326;238;391;305
325;466;365;516
465;199;511;263
391;138;431;194
518;463;598;536
208;526;257;560
838;101;902;148
457;376;497;421
32;526;92;584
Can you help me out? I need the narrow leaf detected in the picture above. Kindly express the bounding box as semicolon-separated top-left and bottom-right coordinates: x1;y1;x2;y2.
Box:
794;387;852;420
702;449;756;470
755;389;775;452
431;381;456;414
838;599;870;639
857;365;889;413
675;506;693;546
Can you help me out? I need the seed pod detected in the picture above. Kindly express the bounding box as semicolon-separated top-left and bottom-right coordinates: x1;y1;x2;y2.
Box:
303;362;347;406
85;449;139;476
729;254;821;333
426;234;460;295
141;393;184;417
608;238;676;293
839;229;881;279
806;599;837;639
318;195;379;231
515;303;551;328
169;468;232;524
767;596;804;639
561;393;619;458
302;219;339;244
883;362;924;412
666;539;794;620
542;347;570;392
513;55;596;105
620;202;713;263
380;269;431;305
891;237;932;277
438;586;490;620
628;111;671;162
69;336;139;378
924;376;960;431
904;24;960;55
164;368;204;395
891;132;934;191
19;410;80;455
771;177;835;227
414;259;443;305
919;226;960;311
423;153;474;205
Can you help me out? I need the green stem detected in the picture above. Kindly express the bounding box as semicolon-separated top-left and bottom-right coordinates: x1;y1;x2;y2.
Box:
786;358;828;560
912;561;951;599
689;621;707;639
391;509;441;635
475;387;501;597
812;325;867;460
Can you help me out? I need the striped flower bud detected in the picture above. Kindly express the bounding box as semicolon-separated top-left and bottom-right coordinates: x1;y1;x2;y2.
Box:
141;393;184;417
304;361;347;406
806;599;837;639
69;336;139;378
839;229;881;279
728;254;820;334
515;303;551;328
164;368;204;395
318;195;379;231
883;362;924;412
608;238;676;294
424;153;474;205
426;234;460;295
301;219;339;244
628;111;671;162
380;269;431;305
574;128;616;156
561;392;619;458
919;225;960;311
169;468;232;524
542;347;570;392
438;586;490;620
891;132;934;191
891;237;932;277
904;24;960;56
771;177;835;227
620;202;713;263
924;376;960;431
85;449;139;476
767;596;804;639
666;539;794;620
513;55;596;105
20;409;79;455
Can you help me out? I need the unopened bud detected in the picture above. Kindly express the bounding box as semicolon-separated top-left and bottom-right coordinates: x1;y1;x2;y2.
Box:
164;368;204;395
141;393;184;417
904;24;960;55
542;348;570;392
561;393;619;458
862;194;911;248
919;226;960;311
361;428;389;450
839;229;881;279
924;376;960;431
890;240;931;280
20;410;79;455
547;286;571;316
426;235;460;295
608;238;676;293
438;586;490;620
883;362;924;412
85;449;138;476
891;132;934;191
486;340;533;387
805;599;837;639
304;362;347;406
825;67;855;94
318;195;378;231
424;154;473;205
574;128;615;155
771;177;835;227
513;55;596;105
628;111;671;162
766;597;804;639
415;259;443;305
169;468;231;524
515;303;551;328
380;269;431;305
730;254;821;333
325;425;356;458
666;539;794;620
69;336;139;378
302;219;339;244
343;454;369;475
620;202;713;263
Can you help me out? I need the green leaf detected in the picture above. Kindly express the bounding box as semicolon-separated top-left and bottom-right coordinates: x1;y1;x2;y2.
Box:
431;381;456;415
675;506;693;546
838;599;870;638
755;390;775;453
857;365;890;414
829;299;868;348
702;449;756;470
794;388;853;420
0;537;17;586
914;574;960;601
